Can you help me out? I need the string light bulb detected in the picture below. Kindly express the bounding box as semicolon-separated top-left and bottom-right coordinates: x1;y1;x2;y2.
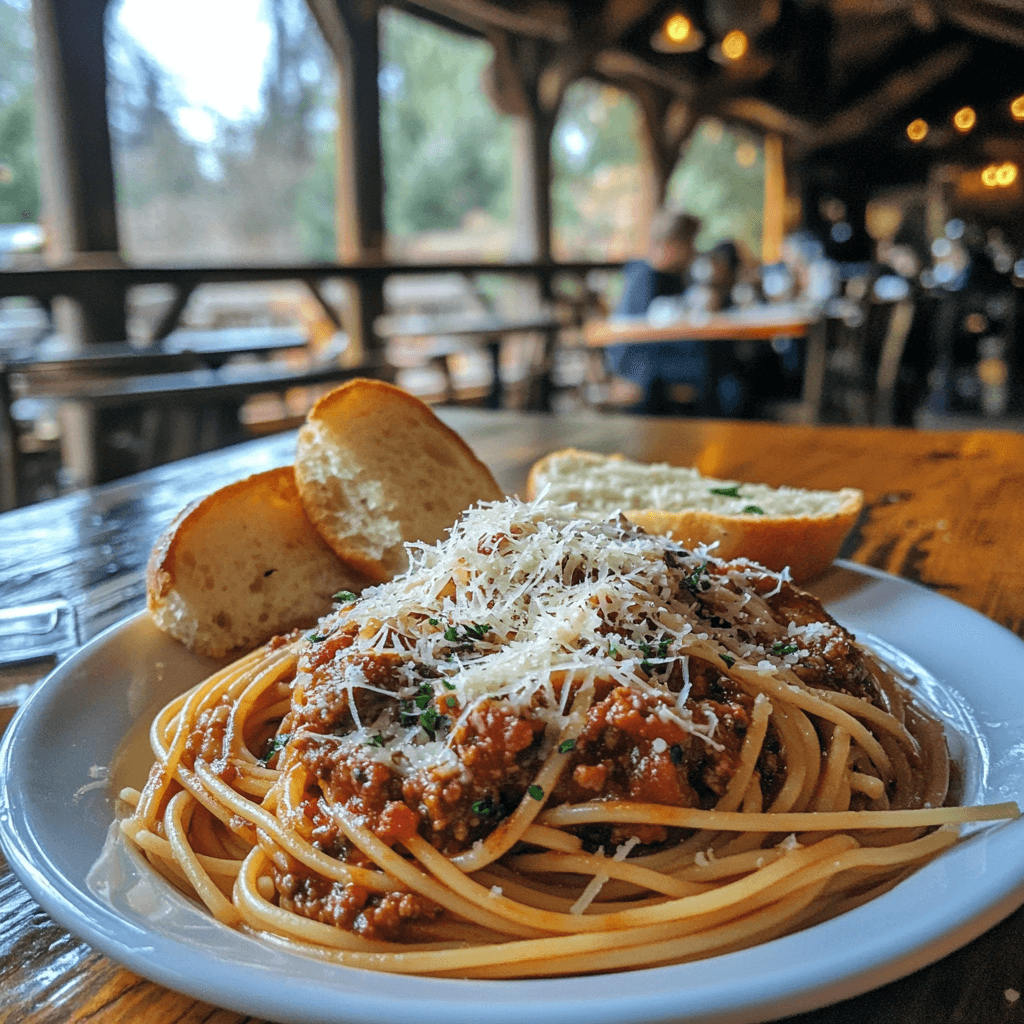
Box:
906;118;928;142
981;162;1019;188
953;106;976;133
721;30;748;60
1011;95;1024;121
665;13;692;44
651;11;704;52
995;162;1018;187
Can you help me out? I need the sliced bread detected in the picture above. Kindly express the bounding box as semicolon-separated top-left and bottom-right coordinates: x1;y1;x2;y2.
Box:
147;466;366;658
525;448;863;580
294;379;505;583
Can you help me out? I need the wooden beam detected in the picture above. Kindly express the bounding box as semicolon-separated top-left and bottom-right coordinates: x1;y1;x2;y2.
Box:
305;0;386;361
943;5;1024;47
796;42;972;154
593;49;697;100
404;0;570;40
717;97;813;141
601;0;663;39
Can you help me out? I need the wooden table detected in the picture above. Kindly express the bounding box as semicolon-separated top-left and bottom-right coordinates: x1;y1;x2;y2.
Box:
2;409;1024;1023
585;306;826;422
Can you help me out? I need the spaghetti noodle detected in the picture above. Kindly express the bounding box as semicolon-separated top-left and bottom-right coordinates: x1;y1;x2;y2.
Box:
121;498;1018;977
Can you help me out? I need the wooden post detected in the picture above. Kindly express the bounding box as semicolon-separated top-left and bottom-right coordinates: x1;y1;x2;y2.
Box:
762;133;785;264
308;0;386;362
32;0;126;345
33;0;131;488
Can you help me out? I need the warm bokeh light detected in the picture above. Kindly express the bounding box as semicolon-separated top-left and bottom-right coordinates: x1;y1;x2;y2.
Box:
721;30;748;60
953;106;976;132
995;162;1018;187
981;162;1018;188
735;141;757;167
1012;95;1024;121
906;118;928;142
664;13;692;44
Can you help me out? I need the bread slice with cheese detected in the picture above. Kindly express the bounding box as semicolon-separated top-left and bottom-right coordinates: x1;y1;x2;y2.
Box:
525;448;863;581
294;379;505;584
147;466;366;658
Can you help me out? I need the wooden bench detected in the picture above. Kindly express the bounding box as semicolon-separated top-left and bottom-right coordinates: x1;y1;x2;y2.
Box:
1;357;388;506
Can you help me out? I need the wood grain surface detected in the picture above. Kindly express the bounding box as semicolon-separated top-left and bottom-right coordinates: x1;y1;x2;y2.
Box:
2;409;1024;1024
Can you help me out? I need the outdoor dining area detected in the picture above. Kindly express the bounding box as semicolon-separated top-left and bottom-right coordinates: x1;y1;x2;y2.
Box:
2;0;1024;1022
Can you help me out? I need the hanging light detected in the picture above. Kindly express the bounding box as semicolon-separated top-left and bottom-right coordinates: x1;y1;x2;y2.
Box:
906;118;928;142
1011;94;1024;121
995;162;1018;187
721;30;748;60
981;164;999;188
953;106;976;133
652;12;704;53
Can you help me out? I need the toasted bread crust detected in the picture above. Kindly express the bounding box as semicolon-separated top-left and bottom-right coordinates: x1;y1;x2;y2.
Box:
295;379;504;583
147;466;365;658
526;448;863;581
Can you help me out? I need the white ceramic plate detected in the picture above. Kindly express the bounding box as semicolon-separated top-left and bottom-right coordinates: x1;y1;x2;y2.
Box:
2;562;1024;1024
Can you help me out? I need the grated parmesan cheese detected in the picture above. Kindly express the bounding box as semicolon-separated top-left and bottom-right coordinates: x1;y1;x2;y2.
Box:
290;498;827;776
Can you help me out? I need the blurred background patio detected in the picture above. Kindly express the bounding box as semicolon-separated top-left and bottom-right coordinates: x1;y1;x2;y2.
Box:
1;0;1023;508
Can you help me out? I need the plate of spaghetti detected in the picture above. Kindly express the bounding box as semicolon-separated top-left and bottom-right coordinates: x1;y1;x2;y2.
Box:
2;497;1023;1024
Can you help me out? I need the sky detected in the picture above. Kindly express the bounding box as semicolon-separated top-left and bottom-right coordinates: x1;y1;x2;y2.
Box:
114;0;271;128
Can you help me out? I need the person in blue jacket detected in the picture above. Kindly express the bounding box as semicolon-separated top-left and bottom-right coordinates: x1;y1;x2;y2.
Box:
605;211;744;415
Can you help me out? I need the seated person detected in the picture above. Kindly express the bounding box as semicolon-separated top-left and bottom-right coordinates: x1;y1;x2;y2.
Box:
605;215;746;416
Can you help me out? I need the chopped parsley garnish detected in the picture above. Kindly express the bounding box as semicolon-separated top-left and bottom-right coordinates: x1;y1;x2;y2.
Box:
641;660;653;673
720;653;736;668
609;643;619;657
558;738;576;754
445;695;457;707
260;733;291;764
710;485;741;497
332;590;358;602
428;617;440;626
684;562;711;593
306;631;329;642
443;622;493;644
366;733;385;747
527;785;544;800
442;680;456;690
413;683;435;709
472;798;495;816
742;505;765;515
420;707;444;736
772;642;799;656
658;637;670;657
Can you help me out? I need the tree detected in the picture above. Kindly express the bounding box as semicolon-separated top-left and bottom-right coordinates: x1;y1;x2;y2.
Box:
668;120;764;254
0;0;40;225
379;9;513;238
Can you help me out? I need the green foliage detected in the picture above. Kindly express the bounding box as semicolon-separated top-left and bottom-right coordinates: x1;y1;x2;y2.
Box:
551;81;645;257
0;89;40;223
0;0;40;225
296;132;336;260
380;9;513;236
668;121;764;254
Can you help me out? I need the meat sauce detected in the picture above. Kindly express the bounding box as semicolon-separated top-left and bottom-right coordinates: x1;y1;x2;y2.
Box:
256;561;885;941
